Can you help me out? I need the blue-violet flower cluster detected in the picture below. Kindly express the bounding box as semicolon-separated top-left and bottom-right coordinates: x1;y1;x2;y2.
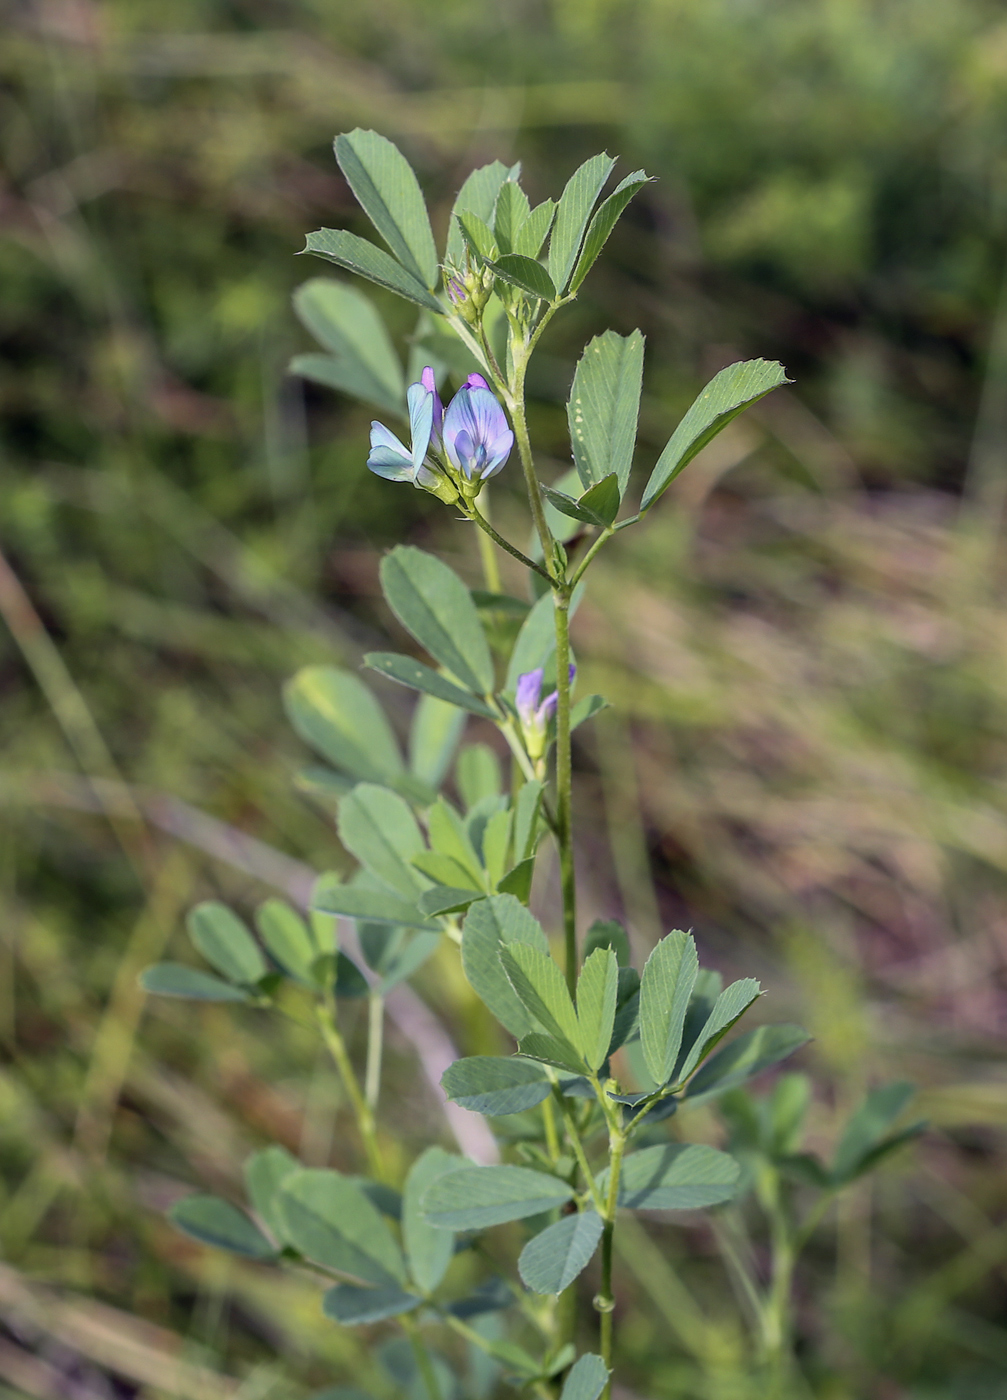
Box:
367;368;513;504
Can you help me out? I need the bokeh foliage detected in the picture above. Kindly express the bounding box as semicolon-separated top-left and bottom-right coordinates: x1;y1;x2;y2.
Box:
2;1;1007;1398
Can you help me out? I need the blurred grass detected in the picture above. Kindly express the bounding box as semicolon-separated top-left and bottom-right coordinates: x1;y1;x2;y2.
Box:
3;0;1007;1397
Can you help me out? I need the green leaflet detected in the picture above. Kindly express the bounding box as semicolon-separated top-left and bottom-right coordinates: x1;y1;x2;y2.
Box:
140;963;250;1002
244;1145;299;1243
278;1168;406;1285
567;331;645;494
639;931;699;1086
408;692;466;791
599;1143;739;1211
569;169;651;292
456;744;502;810
380;547;494;697
675;978;762;1083
323;1282;420;1325
441;1056;552;1116
461;895;550;1038
283;667;404;787
641;359;791;510
559;1354;609;1400
365;652;497;719
169;1194;276;1259
685;1024;812;1104
291;279;404;416
487;254;557;302
254;899;318;985
548;153;616;294
187;901;266;986
501;944;582;1058
514;200;556;259
493;179;530;253
576;947;619;1072
422;1164;573;1229
337;783;425;899
446;160;516;265
312;881;437;931
403;1147;464;1293
518;1211;603;1294
831;1082;922;1184
333;130;439;289
301;229;442;313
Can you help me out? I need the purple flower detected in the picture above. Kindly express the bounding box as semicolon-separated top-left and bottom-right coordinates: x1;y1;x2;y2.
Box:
442;374;514;483
515;665;576;756
367;371;440;486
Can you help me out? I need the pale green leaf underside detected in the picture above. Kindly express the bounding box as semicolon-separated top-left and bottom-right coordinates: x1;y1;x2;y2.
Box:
518;1211;603;1294
422;1164;573;1229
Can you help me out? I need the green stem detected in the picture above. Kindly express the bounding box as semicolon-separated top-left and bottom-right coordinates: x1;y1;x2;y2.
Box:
553;593;577;994
314;1000;384;1182
364;992;384;1113
593;1085;626;1398
469;504;552;582
507;359;555;572
556;1092;605;1215
401;1312;442;1400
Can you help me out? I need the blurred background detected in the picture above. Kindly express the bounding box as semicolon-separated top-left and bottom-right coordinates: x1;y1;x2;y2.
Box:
3;0;1007;1397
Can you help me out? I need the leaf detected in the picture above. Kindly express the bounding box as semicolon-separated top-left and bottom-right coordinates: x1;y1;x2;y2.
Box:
461;896;550;1037
422;1164;573;1229
481;809;511;889
446;1276;513;1318
335;952;371;997
338;784;425;898
501;945;582;1058
569;169;651;292
497;858;534;902
377;1338;457;1400
334;130;439;289
409;692;466;791
602;1143;739;1211
583;919;630;966
676;978;762;1083
284;667;403;786
514;200;556;259
487;254;557;301
576;948;619;1072
380;547;494;697
365;652;496;719
518;1032;587;1076
639;931;699;1087
403;1147;464;1293
513;780;544;862
291;279;404;415
504;591;557;694
187;901;266;986
641;359;791;511
457;210;498;262
831;1082;919;1183
442;1056;552;1116
169;1195;276;1259
559;1354;609;1400
278;1168;406;1285
608;966;641;1056
323;1281;420;1325
567;330;645;494
548;153;616;294
255;899;318;985
312;882;437;931
446;160;515;264
456;744;502;810
518;1211;603;1294
428;796;485;885
492;179;531;253
377;931;440;993
301;229;442;312
244;1145;299;1242
417;886;481;918
685;1024;811;1103
140;963;250;1002
412;851;482;891
542;472;621;529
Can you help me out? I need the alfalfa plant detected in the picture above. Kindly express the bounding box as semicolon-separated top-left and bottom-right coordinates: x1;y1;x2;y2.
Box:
142;131;922;1400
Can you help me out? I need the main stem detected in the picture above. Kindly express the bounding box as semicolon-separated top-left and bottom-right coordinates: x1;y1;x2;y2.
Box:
553;591;577;994
598;1123;626;1397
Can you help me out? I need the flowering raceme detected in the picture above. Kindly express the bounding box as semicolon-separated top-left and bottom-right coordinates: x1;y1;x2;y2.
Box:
367;367;512;501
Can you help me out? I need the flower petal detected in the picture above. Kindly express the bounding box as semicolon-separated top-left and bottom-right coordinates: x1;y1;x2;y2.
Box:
515;668;544;726
407;381;435;475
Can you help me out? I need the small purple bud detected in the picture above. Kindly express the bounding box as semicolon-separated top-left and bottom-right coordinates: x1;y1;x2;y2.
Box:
447;277;467;305
515;668;545;728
